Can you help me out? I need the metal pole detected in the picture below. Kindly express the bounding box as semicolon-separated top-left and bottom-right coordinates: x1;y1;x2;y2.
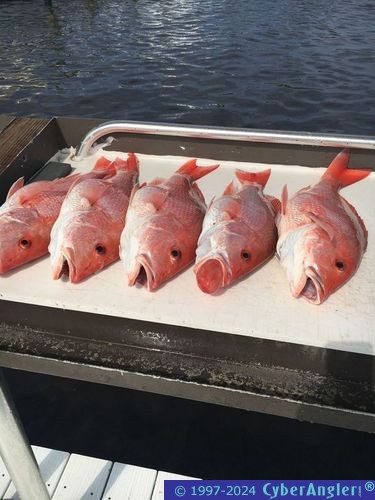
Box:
76;120;375;158
0;369;50;500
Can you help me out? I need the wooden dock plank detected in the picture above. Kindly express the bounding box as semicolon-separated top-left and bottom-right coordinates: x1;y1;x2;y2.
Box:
3;446;69;499
0;116;14;134
151;471;199;500
0;457;11;499
0;117;48;173
102;463;157;500
52;453;112;500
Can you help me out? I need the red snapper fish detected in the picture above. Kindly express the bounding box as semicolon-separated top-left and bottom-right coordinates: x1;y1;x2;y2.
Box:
120;158;219;291
276;149;370;304
49;154;139;283
194;169;280;293
0;173;83;273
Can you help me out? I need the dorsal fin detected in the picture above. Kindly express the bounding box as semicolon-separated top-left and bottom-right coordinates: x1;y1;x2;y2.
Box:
223;180;236;196
127;183;140;207
322;149;370;189
235;168;271;188
176;158;219;181
147;177;165;187
7;175;80;206
281;185;288;215
65;170;109;198
6;177;25;200
266;195;281;215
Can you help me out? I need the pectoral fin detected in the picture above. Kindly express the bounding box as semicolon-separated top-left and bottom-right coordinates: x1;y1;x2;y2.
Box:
281;185;288;215
6;177;25;200
307;212;336;242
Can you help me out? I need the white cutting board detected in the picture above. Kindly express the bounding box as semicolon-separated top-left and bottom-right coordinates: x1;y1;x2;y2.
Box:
1;150;374;356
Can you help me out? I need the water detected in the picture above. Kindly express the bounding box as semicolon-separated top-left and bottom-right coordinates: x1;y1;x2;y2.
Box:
1;0;375;134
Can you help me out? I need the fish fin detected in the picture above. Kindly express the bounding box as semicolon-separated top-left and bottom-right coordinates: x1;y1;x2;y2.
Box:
340;196;368;250
266;195;281;215
322;149;370;189
219;198;242;220
93;157;118;179
223;180;236;195
124;152;139;173
191;181;206;203
7;175;81;206
148;187;169;211
79;197;92;209
65;170;109;196
128;182;140;206
147;177;165;186
108;153;139;174
51;173;81;188
176;158;219;181
80;182;111;206
307;211;336;242
94;156;113;170
207;196;216;211
281;185;288;215
6;177;25;199
235;168;271;188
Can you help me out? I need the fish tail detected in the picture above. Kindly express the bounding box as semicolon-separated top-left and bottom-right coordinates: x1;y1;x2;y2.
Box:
94;156;113;171
322;149;370;188
124;152;139;173
111;153;139;173
176;158;219;181
235;168;271;188
94;153;139;176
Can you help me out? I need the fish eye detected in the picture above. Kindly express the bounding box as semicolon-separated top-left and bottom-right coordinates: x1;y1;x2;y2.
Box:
95;244;106;255
241;250;251;261
335;260;345;271
19;239;31;249
171;249;181;260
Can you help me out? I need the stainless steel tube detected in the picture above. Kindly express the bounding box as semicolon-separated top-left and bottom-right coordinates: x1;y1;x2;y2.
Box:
76;120;375;158
0;370;50;500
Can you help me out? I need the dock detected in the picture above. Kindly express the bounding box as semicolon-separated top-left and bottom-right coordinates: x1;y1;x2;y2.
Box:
0;445;197;499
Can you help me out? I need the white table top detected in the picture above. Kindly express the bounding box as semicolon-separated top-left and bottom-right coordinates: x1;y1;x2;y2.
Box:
1;150;374;356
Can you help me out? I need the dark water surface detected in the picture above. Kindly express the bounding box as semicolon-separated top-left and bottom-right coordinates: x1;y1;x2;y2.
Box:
1;0;375;133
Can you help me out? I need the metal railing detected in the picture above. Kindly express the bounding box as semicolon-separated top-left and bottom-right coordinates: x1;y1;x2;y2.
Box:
77;120;375;158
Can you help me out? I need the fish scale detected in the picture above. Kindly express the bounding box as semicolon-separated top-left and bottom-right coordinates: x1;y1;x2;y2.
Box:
121;158;219;291
194;169;279;294
0;174;82;273
276;149;370;304
49;153;139;283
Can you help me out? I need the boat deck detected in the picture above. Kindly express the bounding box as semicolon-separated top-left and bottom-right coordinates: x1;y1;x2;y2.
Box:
0;446;197;499
0;116;374;435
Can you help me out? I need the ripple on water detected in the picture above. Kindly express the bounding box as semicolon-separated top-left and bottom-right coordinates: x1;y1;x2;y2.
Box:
0;0;374;133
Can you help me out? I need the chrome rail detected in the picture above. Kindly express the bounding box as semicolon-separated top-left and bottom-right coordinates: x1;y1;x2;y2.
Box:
0;370;50;500
76;120;375;158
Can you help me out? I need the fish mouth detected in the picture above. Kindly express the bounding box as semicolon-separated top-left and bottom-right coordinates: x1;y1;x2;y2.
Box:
194;256;230;294
51;248;77;283
295;266;325;305
128;255;156;291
